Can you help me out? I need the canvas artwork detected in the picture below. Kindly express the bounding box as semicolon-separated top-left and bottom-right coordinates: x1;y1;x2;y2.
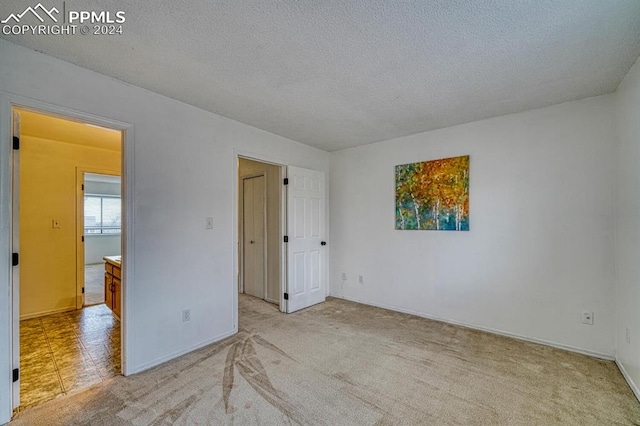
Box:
395;155;469;231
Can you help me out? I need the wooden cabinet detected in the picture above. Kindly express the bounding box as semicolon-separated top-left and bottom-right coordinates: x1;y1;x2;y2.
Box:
104;257;121;319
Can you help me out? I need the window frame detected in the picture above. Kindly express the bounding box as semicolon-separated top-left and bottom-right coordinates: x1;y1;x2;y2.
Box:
84;193;122;235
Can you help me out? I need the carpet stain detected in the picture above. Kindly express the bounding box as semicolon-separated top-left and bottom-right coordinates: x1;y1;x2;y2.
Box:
149;394;198;425
223;341;240;414
253;334;296;361
222;334;309;423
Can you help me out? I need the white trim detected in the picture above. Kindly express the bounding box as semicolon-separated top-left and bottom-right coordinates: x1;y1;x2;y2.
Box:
11;109;20;410
131;328;236;374
330;293;615;361
77;168;121;311
0;97;16;420
616;360;640;403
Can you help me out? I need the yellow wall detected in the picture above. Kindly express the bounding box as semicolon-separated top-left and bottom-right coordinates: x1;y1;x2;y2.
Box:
20;128;121;319
238;158;282;304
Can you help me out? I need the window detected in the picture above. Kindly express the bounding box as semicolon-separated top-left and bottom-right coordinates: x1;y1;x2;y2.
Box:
84;195;121;234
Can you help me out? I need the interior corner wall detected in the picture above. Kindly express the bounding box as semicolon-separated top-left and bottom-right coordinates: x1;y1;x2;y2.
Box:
330;94;616;357
19;136;120;319
0;38;330;400
238;158;281;304
613;56;640;398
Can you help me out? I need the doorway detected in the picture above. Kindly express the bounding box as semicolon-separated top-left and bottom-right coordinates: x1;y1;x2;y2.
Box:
242;174;267;300
12;108;124;411
80;172;122;307
235;156;329;320
238;158;282;307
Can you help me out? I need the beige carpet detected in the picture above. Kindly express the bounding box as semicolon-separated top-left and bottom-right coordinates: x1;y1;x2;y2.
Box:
9;295;640;425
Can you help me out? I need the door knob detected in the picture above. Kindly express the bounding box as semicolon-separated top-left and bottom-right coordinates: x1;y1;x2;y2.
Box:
321;241;327;246
250;240;255;244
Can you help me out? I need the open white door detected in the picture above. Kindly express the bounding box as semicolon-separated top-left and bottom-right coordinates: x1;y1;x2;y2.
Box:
286;166;326;313
11;110;20;410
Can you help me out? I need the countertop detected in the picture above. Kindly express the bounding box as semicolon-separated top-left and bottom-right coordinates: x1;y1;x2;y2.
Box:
103;256;121;267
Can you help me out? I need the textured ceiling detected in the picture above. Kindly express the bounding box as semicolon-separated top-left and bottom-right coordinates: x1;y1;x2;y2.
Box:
2;1;640;151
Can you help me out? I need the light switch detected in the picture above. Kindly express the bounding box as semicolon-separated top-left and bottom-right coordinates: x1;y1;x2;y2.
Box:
205;217;214;229
52;219;61;229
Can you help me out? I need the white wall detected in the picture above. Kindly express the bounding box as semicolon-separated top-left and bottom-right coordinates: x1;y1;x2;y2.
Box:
330;95;616;358
0;39;329;423
614;56;640;398
85;235;121;264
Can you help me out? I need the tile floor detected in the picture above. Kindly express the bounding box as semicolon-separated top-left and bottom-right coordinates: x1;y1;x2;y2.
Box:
19;304;120;410
84;263;105;306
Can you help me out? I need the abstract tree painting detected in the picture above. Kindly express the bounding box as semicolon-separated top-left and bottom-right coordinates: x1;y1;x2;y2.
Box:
395;155;469;231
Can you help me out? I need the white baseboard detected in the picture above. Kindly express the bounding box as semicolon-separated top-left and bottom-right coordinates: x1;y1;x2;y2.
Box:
328;293;614;361
19;306;76;320
615;359;640;403
130;328;237;375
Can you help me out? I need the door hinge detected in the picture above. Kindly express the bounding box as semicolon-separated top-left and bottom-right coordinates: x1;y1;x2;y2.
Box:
283;178;289;185
81;184;84;191
12;253;18;266
82;287;85;294
284;236;288;243
82;236;85;242
284;293;289;300
12;136;19;150
13;368;19;382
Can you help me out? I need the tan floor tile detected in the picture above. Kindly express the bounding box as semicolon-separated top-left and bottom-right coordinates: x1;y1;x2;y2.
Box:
20;327;45;338
58;366;103;392
20;338;49;354
20;356;56;378
20;349;50;361
19;304;120;410
53;353;95;371
19;372;63;408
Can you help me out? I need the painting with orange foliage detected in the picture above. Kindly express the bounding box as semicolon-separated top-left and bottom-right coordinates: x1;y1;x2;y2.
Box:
395;155;469;231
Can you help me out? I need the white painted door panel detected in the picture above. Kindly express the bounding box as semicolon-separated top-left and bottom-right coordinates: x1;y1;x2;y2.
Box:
286;166;326;313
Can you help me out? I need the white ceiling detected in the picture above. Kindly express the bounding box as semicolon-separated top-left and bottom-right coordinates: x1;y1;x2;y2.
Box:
2;1;639;151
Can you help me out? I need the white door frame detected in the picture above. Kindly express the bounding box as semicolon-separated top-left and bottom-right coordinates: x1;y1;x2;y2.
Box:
239;172;267;299
233;151;287;331
76;168;121;309
0;92;135;421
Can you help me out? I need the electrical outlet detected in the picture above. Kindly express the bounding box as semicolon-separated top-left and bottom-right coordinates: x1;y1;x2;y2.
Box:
582;311;594;325
358;275;364;284
182;309;191;322
341;272;346;280
626;327;631;344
